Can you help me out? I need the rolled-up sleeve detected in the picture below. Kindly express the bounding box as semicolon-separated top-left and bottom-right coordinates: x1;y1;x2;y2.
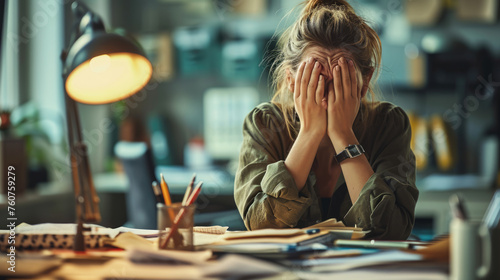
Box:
234;105;315;230
343;105;419;240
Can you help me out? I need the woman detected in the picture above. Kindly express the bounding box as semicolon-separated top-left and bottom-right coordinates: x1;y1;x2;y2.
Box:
234;0;418;240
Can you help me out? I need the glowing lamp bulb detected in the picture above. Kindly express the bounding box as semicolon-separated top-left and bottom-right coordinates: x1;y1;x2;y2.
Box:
89;54;111;73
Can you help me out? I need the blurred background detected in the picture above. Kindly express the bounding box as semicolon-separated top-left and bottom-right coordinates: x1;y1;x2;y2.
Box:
0;0;499;239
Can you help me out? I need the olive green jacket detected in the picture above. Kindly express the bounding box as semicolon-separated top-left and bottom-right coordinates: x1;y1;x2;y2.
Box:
234;102;419;240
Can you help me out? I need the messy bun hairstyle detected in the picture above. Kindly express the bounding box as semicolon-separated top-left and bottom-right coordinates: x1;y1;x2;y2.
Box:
270;0;382;139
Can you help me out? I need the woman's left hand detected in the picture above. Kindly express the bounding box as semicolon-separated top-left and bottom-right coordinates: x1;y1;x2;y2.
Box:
326;57;360;141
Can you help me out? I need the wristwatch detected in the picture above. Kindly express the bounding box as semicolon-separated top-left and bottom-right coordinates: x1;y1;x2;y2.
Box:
335;144;365;163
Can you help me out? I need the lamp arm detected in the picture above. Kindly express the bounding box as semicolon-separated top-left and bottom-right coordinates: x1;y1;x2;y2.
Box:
64;89;101;251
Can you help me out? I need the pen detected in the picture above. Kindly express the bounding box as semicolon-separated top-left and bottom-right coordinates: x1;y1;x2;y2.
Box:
182;173;196;206
449;193;468;220
151;181;164;204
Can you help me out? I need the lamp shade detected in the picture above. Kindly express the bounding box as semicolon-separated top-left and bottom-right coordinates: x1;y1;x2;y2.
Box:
64;31;152;104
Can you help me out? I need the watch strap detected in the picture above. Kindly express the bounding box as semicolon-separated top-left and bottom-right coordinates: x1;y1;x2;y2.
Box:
335;144;365;163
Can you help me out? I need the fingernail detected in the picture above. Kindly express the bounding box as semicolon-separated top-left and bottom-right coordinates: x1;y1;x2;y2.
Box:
308;57;313;63
349;59;354;66
314;61;320;68
335;65;340;71
339;57;344;64
319;75;323;80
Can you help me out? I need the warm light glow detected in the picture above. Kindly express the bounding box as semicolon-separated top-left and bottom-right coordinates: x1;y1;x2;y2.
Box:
89;54;111;73
66;53;152;104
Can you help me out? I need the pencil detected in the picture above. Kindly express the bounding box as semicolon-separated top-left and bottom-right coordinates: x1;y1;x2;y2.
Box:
186;181;203;205
182;173;196;206
160;173;176;231
160;173;172;206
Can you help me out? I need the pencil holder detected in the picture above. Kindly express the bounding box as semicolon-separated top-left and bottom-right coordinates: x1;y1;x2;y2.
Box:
157;203;196;251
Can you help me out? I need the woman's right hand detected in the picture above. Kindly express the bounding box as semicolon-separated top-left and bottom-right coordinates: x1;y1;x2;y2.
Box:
293;58;327;138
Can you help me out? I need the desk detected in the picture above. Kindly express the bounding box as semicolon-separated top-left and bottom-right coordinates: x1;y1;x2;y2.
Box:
1;257;449;280
0;240;449;280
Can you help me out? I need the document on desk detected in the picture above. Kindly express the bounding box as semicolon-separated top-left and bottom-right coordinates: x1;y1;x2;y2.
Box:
108;232;155;250
223;228;307;239
207;229;333;247
96;225;229;238
295;265;448;280
305;218;370;239
202;254;284;278
288;250;424;272
127;247;212;264
198;219;369;256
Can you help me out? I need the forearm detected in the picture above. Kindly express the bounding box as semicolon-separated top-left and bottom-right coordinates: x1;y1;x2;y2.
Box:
284;131;322;191
235;159;316;230
331;130;374;204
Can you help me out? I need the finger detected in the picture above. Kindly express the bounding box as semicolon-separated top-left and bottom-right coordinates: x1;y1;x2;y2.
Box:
348;59;359;98
333;65;342;101
301;58;314;100
321;98;327;110
315;74;324;105
294;61;305;100
328;82;335;106
309;61;322;102
340;57;352;98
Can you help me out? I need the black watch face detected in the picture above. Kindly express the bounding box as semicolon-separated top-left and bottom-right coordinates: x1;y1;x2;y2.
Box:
347;145;359;156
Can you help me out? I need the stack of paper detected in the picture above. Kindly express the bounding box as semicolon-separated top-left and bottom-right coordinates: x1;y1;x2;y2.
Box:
198;218;369;256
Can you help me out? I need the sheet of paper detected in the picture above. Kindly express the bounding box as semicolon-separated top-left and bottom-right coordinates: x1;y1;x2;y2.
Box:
194;232;226;246
304;218;345;229
202;254;284;278
294;250;423;272
107;232;155;250
193;226;228;234
223;228;305;240
107;259;204;279
96;225;228;239
208;230;332;247
296;266;448;280
113;227;158;237
200;242;293;253
127;247;212;265
304;218;369;238
48;258;204;280
308;248;363;259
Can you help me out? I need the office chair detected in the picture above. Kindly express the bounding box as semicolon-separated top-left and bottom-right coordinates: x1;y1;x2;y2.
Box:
114;141;157;229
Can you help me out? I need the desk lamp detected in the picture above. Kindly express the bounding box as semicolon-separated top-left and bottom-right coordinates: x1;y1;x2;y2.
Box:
61;1;152;251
